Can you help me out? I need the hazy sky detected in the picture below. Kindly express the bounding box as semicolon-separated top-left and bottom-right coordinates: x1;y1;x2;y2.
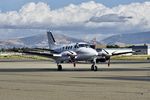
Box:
0;0;149;40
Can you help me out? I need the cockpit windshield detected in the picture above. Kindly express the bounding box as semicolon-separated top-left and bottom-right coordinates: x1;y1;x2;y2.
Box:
78;43;90;48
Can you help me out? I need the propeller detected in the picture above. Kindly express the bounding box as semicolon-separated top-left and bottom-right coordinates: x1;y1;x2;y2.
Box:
104;50;138;66
70;54;76;67
108;57;110;67
73;60;76;67
102;49;111;67
67;51;77;67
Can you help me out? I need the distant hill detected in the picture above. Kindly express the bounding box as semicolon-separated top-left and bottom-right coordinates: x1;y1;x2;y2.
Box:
0;33;85;48
102;31;150;45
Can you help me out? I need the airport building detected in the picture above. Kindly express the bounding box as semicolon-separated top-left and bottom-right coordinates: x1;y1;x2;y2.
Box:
132;45;150;55
148;46;150;55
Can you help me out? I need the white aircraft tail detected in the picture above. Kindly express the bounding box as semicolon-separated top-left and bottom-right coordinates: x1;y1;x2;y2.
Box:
47;31;56;50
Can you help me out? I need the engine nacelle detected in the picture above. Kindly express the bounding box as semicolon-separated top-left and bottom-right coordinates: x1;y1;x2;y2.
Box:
96;58;107;63
96;55;110;63
61;51;77;57
59;51;77;63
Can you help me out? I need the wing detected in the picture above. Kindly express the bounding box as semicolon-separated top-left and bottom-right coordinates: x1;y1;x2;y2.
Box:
26;48;58;53
112;50;140;56
14;49;61;60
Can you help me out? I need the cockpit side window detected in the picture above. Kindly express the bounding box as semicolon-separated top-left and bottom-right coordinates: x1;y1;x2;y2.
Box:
79;44;83;47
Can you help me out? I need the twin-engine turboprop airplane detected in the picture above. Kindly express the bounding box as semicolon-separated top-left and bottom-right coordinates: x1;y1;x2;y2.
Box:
22;31;99;71
18;31;138;71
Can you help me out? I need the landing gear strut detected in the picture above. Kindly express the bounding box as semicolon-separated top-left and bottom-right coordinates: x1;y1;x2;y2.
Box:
91;58;98;71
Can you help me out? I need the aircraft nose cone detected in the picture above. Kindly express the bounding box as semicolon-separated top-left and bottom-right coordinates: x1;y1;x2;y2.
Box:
83;48;98;56
90;49;98;56
77;47;98;56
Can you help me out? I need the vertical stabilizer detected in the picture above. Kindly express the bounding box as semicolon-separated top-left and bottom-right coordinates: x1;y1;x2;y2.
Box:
47;31;56;49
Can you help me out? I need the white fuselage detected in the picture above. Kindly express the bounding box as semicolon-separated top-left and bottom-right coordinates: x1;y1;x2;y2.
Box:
52;42;98;62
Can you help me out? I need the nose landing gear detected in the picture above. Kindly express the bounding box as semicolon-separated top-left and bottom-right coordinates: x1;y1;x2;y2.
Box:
91;58;98;71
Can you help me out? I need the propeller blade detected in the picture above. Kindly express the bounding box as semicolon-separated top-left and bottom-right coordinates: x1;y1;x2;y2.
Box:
73;62;76;67
108;58;110;67
65;51;77;67
102;49;109;54
70;55;76;67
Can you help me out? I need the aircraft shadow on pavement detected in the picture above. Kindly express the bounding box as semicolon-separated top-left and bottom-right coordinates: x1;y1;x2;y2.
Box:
0;67;150;72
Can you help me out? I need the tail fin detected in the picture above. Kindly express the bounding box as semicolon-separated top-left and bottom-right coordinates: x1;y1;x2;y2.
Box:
47;31;56;49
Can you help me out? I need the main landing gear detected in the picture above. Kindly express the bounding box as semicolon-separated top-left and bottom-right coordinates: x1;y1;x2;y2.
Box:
57;64;97;71
57;59;98;71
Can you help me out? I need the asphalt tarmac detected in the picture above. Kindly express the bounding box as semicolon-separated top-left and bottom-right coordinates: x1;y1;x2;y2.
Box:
0;61;150;100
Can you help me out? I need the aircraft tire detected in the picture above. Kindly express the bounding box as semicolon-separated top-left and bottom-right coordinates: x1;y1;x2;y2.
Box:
94;66;98;71
91;65;94;71
58;65;62;71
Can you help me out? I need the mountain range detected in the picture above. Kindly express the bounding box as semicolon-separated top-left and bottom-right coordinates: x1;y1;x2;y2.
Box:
0;33;84;48
102;31;150;45
0;31;150;48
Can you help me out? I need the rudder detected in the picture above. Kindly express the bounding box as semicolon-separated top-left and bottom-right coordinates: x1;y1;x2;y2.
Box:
47;31;56;49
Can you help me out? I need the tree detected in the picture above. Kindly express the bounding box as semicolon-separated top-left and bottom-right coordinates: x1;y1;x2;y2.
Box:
106;45;120;48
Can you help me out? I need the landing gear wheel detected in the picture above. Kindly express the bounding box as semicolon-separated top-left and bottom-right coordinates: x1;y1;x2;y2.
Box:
94;66;98;71
91;65;94;71
57;65;62;71
91;65;98;71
